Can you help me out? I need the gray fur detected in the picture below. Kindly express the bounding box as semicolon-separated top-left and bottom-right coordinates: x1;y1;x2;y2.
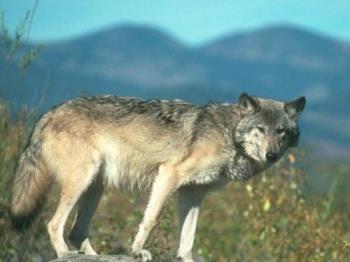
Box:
10;93;305;261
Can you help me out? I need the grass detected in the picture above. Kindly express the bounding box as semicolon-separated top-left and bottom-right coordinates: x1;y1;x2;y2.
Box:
0;101;349;262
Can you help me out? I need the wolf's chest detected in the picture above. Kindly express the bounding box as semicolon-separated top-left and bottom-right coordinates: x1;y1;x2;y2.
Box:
182;165;222;185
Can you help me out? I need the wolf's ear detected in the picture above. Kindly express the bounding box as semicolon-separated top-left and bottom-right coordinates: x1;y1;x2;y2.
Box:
284;96;306;119
239;93;260;116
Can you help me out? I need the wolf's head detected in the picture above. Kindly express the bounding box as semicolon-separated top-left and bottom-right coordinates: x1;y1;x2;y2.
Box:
235;93;306;165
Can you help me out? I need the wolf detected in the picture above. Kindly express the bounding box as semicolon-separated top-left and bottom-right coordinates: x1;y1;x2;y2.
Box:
10;93;305;261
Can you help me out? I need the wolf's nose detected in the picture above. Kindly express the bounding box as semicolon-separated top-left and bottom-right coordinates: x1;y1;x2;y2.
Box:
266;152;278;163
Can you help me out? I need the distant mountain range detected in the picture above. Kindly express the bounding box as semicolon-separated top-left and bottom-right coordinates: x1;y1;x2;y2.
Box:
1;24;349;158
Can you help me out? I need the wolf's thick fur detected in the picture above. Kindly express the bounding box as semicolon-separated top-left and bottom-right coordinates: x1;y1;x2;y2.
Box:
10;93;305;261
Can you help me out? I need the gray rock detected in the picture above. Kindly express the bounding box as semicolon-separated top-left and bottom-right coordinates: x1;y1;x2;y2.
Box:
49;252;205;261
50;253;137;262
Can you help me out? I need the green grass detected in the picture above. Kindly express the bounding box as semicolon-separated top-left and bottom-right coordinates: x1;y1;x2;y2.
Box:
0;102;349;262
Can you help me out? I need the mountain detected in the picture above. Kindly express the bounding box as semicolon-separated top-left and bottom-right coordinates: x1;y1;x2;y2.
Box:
202;25;350;67
34;25;198;88
1;24;349;157
200;25;350;105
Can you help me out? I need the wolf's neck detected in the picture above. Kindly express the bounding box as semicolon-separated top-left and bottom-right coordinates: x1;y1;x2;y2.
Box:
225;154;263;181
204;103;241;145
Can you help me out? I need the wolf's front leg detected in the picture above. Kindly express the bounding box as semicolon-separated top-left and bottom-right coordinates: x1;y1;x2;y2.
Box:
132;164;178;261
177;186;207;262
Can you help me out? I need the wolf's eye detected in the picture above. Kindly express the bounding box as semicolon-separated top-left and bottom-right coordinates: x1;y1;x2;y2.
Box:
277;128;286;134
257;126;265;133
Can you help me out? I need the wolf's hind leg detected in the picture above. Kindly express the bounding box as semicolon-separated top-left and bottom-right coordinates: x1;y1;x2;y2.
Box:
47;164;99;258
68;173;104;255
177;185;207;262
132;164;179;261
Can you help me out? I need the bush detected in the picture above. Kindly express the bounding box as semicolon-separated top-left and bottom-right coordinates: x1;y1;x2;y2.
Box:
196;154;350;261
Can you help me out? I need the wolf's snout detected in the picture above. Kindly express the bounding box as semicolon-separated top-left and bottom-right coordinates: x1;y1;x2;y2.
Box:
266;152;278;163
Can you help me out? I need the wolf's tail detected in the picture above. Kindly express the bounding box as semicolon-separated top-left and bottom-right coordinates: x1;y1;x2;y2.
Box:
10;140;51;232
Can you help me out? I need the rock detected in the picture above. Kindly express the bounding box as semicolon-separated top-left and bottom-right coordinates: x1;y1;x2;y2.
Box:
49;252;205;261
50;253;137;262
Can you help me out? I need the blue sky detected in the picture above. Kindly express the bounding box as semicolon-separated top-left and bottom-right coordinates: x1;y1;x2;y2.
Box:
0;0;349;45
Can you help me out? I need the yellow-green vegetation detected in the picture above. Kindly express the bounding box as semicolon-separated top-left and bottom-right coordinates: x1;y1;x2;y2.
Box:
0;102;349;262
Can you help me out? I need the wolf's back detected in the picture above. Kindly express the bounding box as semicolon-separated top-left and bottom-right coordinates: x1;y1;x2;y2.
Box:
10;131;51;231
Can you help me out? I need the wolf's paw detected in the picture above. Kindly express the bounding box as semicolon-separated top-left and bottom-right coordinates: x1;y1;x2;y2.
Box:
179;259;194;262
59;250;84;257
177;253;206;262
177;256;194;262
132;248;152;261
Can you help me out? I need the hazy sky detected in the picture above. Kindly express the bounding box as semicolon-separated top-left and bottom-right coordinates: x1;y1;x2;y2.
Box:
1;0;349;45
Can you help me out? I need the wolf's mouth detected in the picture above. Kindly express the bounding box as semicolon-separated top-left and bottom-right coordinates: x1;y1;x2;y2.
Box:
266;152;278;163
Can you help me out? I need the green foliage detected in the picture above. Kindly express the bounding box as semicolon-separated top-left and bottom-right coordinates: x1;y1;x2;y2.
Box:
0;10;29;61
18;45;41;71
0;10;40;67
0;4;43;119
196;156;350;261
